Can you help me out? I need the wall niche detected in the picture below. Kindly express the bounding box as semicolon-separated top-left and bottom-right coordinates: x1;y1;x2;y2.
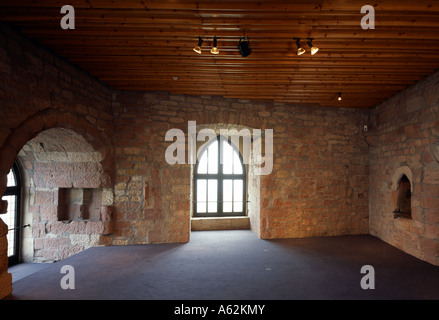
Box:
391;166;413;219
57;188;103;221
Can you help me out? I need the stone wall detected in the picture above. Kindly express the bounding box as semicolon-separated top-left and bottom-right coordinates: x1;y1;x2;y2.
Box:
368;71;439;266
112;91;370;245
17;128;114;263
0;23;114;298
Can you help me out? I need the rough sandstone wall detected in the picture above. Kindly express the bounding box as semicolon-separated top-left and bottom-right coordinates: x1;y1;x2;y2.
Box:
17;128;115;263
112;91;370;244
368;71;439;266
0;24;114;298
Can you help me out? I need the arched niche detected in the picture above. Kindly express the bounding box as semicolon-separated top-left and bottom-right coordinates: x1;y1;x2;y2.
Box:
391;166;413;219
391;166;413;192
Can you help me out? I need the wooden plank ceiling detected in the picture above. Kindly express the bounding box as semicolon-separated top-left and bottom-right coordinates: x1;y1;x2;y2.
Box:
1;0;439;108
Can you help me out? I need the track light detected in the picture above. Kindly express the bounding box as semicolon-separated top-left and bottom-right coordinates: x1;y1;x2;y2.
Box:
295;38;305;56
193;36;203;54
238;36;252;57
338;92;342;101
211;36;219;54
306;38;319;55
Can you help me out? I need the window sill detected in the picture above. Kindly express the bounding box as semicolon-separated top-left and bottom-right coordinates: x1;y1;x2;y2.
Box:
191;216;250;231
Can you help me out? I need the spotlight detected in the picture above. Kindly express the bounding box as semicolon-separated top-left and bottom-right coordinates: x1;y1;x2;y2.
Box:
338;92;342;101
211;36;219;54
295;38;305;56
238;37;252;57
193;36;203;54
306;38;319;55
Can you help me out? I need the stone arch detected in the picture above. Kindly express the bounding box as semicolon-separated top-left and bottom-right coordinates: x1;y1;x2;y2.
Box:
391;166;413;192
0;108;113;196
0;108;114;297
195;123;255;162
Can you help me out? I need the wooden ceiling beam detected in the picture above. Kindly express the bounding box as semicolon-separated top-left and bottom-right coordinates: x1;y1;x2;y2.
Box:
17;26;439;41
3;0;439;12
4;12;439;30
1;0;438;108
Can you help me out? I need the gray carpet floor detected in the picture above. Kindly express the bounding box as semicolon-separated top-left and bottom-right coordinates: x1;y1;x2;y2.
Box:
9;263;51;283
6;230;439;300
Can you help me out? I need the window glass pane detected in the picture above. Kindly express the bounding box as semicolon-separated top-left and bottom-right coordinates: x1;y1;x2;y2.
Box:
7;169;16;187
222;140;233;174
233;151;243;174
207;179;217;212
234;180;243;212
234;201;243;212
223;202;233;213
207;141;218;174
196;179;207;213
223;180;233;212
3;195;17;257
234;180;243;201
197;152;208;174
197;202;207;213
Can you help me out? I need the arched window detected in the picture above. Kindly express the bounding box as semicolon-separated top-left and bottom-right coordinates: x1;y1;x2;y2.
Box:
194;136;246;217
3;162;22;265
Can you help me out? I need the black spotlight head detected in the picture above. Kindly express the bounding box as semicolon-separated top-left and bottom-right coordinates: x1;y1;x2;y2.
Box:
238;37;252;57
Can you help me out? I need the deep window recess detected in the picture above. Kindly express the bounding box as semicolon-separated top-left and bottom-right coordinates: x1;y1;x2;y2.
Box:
3;162;22;266
194;136;246;217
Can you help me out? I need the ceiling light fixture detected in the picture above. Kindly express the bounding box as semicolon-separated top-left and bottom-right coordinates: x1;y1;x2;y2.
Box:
306;38;319;55
295;38;306;56
193;36;203;54
238;36;252;57
211;36;219;54
338;92;342;101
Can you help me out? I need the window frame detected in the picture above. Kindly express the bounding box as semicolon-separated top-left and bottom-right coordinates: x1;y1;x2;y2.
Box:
4;162;22;266
194;135;246;217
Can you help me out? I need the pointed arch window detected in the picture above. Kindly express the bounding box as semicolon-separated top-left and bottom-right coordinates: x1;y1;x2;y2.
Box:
3;162;22;265
194;136;246;217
